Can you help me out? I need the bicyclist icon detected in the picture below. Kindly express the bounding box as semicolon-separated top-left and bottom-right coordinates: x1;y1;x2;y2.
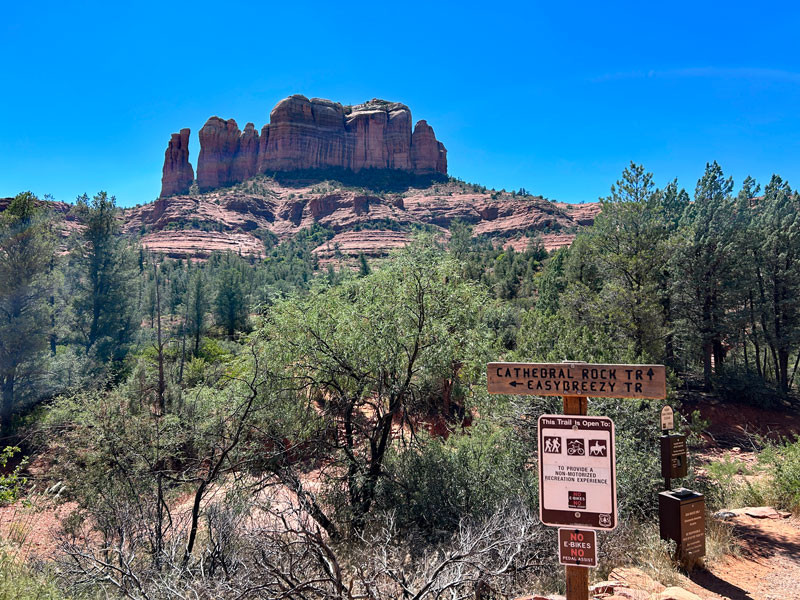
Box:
566;439;585;456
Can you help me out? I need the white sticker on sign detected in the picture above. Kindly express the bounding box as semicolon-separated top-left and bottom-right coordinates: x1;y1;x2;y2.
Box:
661;406;674;431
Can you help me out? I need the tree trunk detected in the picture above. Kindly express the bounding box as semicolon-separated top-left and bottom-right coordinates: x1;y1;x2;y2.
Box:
778;349;789;393
702;342;713;390
788;352;800;390
183;480;207;565
153;259;165;414
1;373;15;433
748;294;763;378
179;300;189;383
713;339;725;375
742;331;750;371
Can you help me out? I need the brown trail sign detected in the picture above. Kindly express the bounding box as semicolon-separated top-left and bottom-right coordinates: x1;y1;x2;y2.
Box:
487;362;666;399
486;361;667;600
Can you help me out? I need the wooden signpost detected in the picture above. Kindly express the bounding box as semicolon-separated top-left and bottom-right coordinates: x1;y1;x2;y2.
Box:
487;361;666;600
487;362;667;399
660;434;688;487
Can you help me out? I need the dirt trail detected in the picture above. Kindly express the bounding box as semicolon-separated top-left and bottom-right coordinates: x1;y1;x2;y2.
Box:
681;513;800;600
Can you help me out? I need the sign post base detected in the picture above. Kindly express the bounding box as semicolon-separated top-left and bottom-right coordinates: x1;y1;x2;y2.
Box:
565;565;589;600
563;395;590;600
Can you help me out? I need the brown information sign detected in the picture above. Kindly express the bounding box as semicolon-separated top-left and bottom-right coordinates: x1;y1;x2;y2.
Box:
538;415;617;530
661;434;688;479
488;362;666;399
680;499;706;558
659;490;706;559
558;528;597;567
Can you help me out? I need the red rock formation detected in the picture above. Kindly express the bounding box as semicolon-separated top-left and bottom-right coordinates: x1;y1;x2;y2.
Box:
313;230;412;261
344;99;413;171
258;95;347;172
410;120;447;174
231;122;260;183
257;96;419;174
187;95;447;193
160;129;194;197
197;117;242;192
159;96;447;198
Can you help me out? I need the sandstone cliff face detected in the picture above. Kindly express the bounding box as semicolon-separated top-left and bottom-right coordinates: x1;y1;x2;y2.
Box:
160;129;194;196
257;96;426;174
231;122;260;183
411;120;447;173
160;95;448;197
197;118;244;192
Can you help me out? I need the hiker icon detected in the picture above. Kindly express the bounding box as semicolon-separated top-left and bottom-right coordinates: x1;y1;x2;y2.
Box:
543;436;561;453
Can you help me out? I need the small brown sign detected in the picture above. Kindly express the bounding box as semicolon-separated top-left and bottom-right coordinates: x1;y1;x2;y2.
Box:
558;528;597;567
488;362;666;399
679;499;706;559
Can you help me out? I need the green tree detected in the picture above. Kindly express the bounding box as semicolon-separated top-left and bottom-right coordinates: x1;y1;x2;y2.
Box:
185;267;209;354
0;192;54;429
671;162;737;388
588;162;673;360
747;175;800;391
214;256;249;339
448;219;473;261
653;180;691;363
257;238;491;537
358;252;371;276
71;191;138;366
536;248;567;314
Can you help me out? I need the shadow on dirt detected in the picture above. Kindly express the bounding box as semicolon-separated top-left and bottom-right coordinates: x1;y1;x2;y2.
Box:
689;570;755;600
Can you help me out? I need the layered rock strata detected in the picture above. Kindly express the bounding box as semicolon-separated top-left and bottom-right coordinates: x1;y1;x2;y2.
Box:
128;178;599;260
159;95;447;197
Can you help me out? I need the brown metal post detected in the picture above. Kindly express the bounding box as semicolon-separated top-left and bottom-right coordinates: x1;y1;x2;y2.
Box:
563;395;589;600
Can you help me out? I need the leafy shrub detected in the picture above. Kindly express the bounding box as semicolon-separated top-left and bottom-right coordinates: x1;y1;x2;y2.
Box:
0;550;72;599
702;456;765;510
765;438;800;512
712;371;784;408
0;447;26;506
375;424;535;540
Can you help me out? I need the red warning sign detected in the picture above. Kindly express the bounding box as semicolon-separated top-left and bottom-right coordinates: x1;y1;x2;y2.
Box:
558;528;597;567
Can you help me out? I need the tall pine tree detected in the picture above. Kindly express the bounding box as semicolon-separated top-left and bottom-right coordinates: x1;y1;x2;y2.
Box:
0;192;54;429
71;192;138;367
672;162;737;389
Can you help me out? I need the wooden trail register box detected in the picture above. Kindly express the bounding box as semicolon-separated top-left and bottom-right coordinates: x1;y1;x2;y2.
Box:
658;489;706;559
660;434;688;479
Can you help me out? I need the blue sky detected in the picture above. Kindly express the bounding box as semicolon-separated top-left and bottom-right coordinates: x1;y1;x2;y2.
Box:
2;1;800;206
